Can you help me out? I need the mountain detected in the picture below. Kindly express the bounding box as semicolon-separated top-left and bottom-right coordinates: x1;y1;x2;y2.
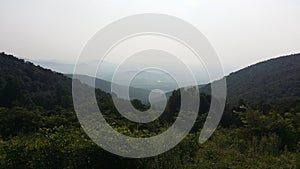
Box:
0;52;74;110
27;58;180;92
66;74;152;103
24;58;116;81
24;59;75;74
201;53;300;104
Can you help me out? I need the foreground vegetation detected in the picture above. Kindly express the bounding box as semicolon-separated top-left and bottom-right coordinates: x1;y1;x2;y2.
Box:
0;98;299;169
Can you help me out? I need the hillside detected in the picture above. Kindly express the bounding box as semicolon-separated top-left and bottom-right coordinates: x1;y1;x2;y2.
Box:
0;52;115;112
0;52;74;110
201;53;300;104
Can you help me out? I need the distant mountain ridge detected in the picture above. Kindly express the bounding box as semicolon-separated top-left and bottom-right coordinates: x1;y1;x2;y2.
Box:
26;58;180;92
201;53;300;104
66;74;152;103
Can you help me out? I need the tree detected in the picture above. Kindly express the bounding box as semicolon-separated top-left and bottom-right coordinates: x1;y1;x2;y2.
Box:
0;77;20;107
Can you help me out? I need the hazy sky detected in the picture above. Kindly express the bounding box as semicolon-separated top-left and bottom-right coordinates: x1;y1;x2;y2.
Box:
1;0;300;74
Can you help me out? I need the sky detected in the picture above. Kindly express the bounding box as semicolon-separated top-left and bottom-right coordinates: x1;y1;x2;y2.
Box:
1;0;300;75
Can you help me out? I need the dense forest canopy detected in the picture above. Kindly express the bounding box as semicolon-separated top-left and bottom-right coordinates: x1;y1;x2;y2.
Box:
0;52;299;168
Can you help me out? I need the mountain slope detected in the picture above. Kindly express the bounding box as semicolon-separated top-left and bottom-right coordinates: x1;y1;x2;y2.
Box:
0;52;75;110
201;53;300;104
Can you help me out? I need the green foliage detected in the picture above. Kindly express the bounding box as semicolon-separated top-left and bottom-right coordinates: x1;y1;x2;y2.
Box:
1;99;299;168
0;107;42;139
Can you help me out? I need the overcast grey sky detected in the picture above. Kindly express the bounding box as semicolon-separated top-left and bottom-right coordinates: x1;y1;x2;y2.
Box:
1;0;300;74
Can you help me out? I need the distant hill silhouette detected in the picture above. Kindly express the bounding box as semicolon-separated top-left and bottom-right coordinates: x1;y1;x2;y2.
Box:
66;74;152;103
201;53;300;104
27;58;180;92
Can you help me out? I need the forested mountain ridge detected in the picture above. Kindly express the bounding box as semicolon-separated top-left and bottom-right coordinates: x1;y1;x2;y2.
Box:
201;53;300;104
0;52;74;110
